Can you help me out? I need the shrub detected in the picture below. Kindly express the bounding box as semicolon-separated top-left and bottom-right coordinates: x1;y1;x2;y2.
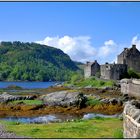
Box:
99;81;105;86
70;73;83;84
128;68;140;79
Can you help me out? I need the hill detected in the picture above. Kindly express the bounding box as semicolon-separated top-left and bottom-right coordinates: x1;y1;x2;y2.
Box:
0;41;79;81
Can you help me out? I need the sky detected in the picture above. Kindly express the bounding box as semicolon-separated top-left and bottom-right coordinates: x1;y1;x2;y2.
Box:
0;2;140;64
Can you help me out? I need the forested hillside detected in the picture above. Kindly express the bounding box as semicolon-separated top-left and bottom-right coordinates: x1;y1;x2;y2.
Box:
0;41;79;81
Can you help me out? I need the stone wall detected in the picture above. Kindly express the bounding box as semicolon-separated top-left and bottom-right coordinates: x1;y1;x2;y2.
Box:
122;79;140;138
100;63;127;80
123;101;140;138
84;61;100;78
121;79;140;99
91;62;100;77
117;45;140;73
84;63;92;78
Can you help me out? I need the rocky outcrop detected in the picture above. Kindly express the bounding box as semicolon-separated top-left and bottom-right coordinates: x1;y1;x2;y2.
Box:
123;101;140;138
0;92;37;103
100;98;123;105
40;91;87;108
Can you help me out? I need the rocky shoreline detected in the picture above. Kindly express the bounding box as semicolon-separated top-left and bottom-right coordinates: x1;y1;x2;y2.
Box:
0;85;125;138
0;86;125;117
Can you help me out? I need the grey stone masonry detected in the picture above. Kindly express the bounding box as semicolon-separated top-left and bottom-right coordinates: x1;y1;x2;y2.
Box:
84;60;100;78
120;79;140;99
117;44;140;73
123;101;140;138
100;63;127;80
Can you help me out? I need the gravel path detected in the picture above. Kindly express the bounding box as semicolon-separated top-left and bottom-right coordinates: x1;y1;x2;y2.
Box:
0;123;27;138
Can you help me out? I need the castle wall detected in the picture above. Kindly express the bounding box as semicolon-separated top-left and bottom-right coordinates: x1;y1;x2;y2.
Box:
84;61;100;78
117;45;140;73
117;54;125;64
100;64;127;80
91;63;100;76
84;65;92;78
121;79;140;138
126;57;140;73
123;101;140;138
121;79;140;99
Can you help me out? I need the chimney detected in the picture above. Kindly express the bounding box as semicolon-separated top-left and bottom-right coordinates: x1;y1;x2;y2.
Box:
86;61;90;65
132;44;136;49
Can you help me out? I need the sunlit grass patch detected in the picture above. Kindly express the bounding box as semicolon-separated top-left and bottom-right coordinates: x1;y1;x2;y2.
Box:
0;117;123;138
9;99;43;105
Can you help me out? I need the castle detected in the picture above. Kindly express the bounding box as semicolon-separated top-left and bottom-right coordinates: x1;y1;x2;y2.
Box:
117;44;140;73
84;60;100;78
84;44;140;80
100;63;127;80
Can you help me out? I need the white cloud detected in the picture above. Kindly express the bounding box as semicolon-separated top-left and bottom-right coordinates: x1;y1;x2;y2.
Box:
131;35;140;50
35;35;140;64
98;40;117;57
104;40;116;46
36;35;96;62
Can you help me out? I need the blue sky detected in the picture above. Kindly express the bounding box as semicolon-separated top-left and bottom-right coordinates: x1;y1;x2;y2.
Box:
0;2;140;64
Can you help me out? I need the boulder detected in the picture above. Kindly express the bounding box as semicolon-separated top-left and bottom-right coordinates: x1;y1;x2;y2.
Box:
117;99;123;106
109;98;118;105
40;91;87;108
100;98;110;104
0;93;37;103
0;93;15;102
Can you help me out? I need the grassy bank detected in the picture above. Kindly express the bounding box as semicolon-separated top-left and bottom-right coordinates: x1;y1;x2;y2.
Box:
65;76;116;88
0;117;123;138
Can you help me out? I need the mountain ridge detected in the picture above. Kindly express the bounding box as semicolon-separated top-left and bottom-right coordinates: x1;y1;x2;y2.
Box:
0;41;79;81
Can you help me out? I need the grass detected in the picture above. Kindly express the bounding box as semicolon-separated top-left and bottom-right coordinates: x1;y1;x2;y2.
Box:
0;117;123;138
66;77;116;88
86;97;102;106
9;99;43;105
113;128;123;138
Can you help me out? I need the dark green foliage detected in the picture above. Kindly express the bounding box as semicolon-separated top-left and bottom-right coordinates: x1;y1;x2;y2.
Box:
0;41;79;81
95;71;101;78
127;68;140;79
70;73;84;84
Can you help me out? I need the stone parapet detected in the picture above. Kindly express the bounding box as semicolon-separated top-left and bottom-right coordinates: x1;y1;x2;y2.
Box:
120;79;140;99
123;101;140;138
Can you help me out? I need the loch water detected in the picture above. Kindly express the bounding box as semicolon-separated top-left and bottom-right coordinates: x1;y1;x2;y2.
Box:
1;113;120;124
0;81;61;89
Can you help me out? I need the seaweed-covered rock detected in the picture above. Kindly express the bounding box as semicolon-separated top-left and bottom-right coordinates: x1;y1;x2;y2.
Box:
100;98;110;104
0;93;37;103
41;91;87;108
109;98;118;105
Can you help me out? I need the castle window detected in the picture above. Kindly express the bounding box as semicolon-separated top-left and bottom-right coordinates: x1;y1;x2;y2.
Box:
106;66;108;68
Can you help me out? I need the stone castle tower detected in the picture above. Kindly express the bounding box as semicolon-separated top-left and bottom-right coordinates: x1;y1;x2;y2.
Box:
117;44;140;72
84;60;100;78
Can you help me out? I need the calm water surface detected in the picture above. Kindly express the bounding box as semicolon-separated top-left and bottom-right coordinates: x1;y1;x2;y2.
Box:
0;81;61;89
1;113;120;124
